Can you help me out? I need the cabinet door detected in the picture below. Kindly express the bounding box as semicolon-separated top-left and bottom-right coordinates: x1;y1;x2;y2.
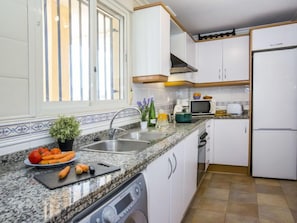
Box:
133;6;170;76
252;23;297;51
222;36;249;81
213;119;249;166
145;151;170;223
197;40;223;83
183;130;198;210
186;34;196;67
170;143;185;223
171;32;186;62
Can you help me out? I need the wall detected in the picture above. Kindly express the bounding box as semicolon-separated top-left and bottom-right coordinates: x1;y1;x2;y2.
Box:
132;82;177;113
189;85;250;110
132;83;250;114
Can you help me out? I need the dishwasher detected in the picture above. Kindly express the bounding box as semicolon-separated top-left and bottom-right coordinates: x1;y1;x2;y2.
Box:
71;173;148;223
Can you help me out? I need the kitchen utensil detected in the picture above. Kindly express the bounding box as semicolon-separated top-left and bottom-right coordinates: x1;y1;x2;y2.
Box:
34;162;120;189
175;112;192;123
227;103;243;115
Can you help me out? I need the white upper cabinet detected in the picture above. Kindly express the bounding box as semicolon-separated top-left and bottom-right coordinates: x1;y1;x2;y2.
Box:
170;31;196;68
197;36;249;83
252;23;297;51
132;6;170;78
197;40;222;83
223;36;249;81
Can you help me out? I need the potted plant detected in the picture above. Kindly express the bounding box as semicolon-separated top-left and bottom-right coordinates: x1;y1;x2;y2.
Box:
137;98;150;130
49;115;81;151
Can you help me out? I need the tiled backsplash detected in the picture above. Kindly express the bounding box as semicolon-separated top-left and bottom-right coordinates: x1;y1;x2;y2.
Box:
0;83;249;156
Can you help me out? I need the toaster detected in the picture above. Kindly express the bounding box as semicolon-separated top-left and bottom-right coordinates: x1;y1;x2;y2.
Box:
227;103;243;115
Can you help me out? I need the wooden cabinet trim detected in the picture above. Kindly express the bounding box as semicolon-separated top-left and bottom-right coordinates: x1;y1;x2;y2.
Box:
164;80;250;87
194;80;250;88
132;75;168;83
164;81;194;87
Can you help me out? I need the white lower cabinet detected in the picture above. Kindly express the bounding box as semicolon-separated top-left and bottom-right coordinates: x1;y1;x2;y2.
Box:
145;129;198;223
213;119;249;166
183;130;199;210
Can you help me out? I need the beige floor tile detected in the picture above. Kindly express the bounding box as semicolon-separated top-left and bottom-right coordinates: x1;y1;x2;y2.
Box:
209;179;231;190
183;172;297;223
255;184;284;195
257;193;289;208
229;190;257;203
197;197;228;212
211;173;233;183
203;188;230;201
182;208;196;223
254;178;280;186
191;209;225;223
225;213;259;223
204;172;213;180
258;205;295;223
231;175;255;185
230;182;256;193
291;209;297;223
226;201;259;217
286;195;297;211
280;180;297;197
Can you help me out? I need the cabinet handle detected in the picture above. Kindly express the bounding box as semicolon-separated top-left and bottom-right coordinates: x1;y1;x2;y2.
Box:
270;43;283;47
172;153;177;173
218;68;221;80
168;157;173;179
224;68;227;80
244;126;247;133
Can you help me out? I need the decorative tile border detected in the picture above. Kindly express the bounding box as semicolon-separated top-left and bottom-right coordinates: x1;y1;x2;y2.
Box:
0;104;174;140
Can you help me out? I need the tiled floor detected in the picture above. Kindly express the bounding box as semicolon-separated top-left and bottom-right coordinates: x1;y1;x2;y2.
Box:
182;172;297;223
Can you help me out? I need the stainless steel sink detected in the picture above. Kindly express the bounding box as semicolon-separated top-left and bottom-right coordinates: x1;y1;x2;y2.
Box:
81;139;151;154
118;131;169;142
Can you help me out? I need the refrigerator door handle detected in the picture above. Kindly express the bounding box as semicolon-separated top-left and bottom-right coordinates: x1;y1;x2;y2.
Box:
254;128;297;131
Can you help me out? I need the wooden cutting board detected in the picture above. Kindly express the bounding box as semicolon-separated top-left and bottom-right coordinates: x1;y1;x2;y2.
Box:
34;162;120;190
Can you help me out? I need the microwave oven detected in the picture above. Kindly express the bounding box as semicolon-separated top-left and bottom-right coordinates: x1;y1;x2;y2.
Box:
190;99;216;116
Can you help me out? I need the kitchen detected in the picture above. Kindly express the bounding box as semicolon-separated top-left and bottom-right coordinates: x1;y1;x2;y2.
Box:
0;0;297;222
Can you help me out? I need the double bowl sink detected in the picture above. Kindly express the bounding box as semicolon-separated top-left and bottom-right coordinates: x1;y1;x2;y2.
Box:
81;130;170;154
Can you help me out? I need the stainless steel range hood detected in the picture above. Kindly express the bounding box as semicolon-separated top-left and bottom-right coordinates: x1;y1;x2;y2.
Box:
170;54;198;74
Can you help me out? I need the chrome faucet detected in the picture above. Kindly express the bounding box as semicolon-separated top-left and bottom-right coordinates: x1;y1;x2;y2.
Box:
109;107;141;139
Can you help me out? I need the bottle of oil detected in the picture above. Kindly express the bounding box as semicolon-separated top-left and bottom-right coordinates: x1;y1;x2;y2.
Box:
148;97;156;127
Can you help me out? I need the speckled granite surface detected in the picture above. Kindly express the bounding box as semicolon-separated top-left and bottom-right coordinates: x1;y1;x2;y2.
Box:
0;115;248;223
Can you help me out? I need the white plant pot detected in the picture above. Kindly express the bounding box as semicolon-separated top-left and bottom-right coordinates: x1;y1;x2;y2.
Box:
140;121;148;130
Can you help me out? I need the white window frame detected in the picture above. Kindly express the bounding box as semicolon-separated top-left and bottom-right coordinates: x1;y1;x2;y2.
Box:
35;0;131;116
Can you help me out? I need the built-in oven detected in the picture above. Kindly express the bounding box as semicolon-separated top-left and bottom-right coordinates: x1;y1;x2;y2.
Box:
197;130;208;186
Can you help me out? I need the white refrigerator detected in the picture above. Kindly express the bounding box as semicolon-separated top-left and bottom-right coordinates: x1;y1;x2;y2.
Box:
252;47;297;180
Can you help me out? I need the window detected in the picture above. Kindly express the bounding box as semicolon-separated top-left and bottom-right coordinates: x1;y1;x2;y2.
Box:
43;0;125;103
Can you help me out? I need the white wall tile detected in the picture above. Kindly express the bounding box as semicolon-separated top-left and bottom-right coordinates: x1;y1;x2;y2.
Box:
0;77;29;117
0;0;27;41
0;38;28;77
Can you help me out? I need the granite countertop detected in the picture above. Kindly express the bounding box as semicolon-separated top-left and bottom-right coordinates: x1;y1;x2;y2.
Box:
0;114;248;222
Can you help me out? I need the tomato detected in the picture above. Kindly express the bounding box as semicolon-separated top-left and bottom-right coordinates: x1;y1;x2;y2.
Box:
28;150;42;164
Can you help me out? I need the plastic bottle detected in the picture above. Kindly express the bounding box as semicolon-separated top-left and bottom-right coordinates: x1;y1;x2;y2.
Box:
148;98;156;127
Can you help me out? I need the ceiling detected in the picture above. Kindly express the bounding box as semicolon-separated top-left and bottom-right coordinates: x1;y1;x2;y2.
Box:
146;0;297;35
